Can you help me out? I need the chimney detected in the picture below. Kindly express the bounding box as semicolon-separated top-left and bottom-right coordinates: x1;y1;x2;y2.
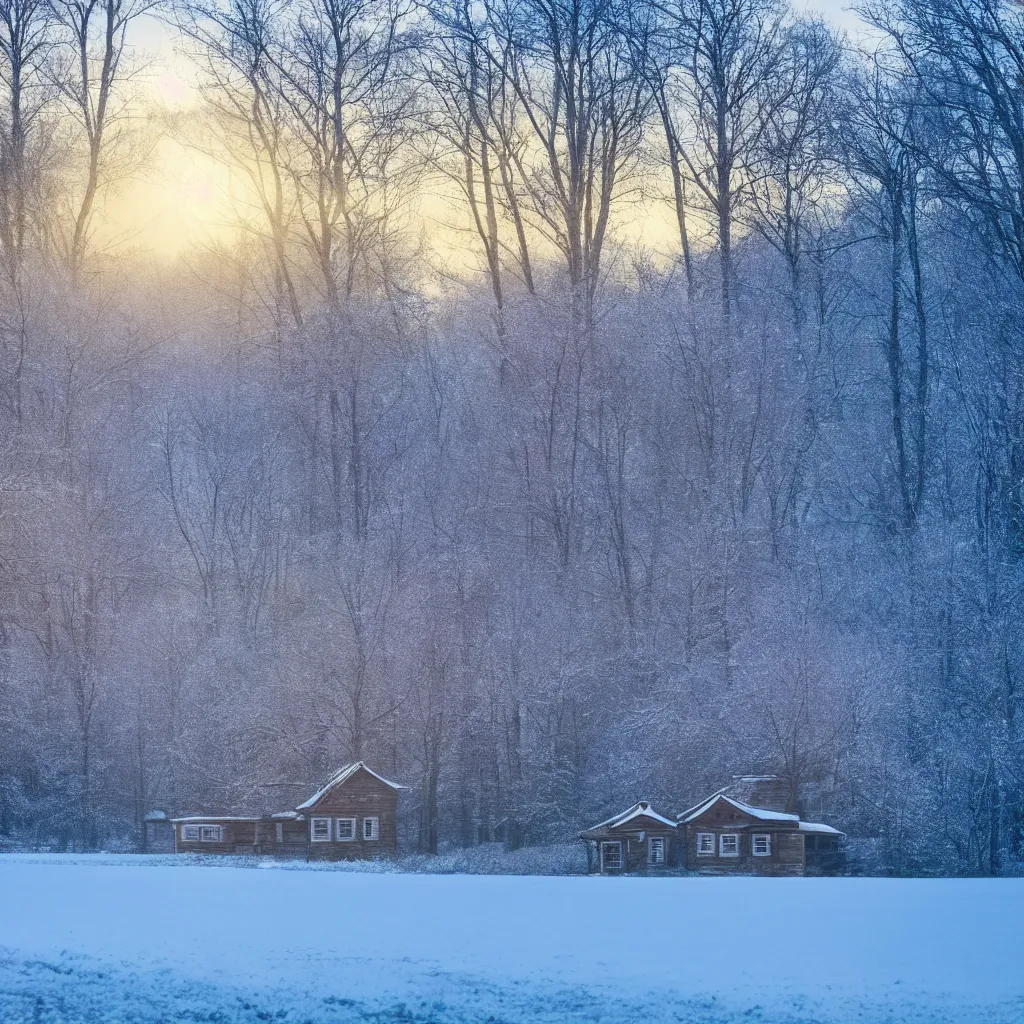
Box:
729;776;792;812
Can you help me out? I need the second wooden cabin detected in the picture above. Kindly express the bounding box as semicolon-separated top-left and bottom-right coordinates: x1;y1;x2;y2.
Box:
580;776;844;876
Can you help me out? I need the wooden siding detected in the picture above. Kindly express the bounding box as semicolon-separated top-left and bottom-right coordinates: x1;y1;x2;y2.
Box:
271;818;308;856
303;767;399;860
174;819;262;855
585;826;680;874
683;803;805;876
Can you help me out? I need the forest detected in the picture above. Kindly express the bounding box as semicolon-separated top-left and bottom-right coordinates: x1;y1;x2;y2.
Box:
0;0;1021;875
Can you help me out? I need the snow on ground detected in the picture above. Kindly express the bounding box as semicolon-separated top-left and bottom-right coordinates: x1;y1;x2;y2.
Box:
1;855;1022;1024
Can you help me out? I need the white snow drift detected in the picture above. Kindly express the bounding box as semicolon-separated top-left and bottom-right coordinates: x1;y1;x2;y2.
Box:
0;855;1022;1023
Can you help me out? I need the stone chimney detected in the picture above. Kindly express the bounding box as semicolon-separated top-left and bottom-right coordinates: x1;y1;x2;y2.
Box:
728;776;792;812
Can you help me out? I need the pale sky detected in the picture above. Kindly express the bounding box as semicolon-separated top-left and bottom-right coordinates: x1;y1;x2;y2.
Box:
99;1;870;262
796;0;865;32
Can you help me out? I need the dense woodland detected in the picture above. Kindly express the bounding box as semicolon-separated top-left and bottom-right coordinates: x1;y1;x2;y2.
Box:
0;0;1022;875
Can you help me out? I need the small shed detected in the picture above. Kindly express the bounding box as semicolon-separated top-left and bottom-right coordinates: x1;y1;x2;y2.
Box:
580;801;679;874
143;810;175;853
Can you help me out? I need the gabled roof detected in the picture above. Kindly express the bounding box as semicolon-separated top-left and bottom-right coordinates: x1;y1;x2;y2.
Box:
296;761;407;811
583;801;678;834
170;816;262;823
676;787;730;822
680;793;799;824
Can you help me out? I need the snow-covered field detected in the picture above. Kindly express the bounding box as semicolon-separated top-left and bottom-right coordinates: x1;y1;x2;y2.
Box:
1;856;1022;1024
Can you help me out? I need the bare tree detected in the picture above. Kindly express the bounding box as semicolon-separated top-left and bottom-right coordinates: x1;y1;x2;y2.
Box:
0;0;58;419
655;0;788;326
749;17;842;336
273;0;414;308
51;0;156;282
840;64;930;527
176;0;304;329
864;0;1024;280
481;0;648;332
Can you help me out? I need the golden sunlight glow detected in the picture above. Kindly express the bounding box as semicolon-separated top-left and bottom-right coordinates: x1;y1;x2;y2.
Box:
92;16;239;260
99;139;235;259
91;4;856;265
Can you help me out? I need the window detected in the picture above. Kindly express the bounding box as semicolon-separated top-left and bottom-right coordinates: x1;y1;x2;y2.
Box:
275;822;284;843
200;825;222;843
696;832;715;855
752;834;771;857
719;834;739;857
182;824;200;842
336;817;356;841
648;836;666;865
362;817;379;841
601;841;622;870
311;817;331;842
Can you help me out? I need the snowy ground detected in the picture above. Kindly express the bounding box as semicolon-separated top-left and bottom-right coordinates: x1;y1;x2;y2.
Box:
1;856;1022;1024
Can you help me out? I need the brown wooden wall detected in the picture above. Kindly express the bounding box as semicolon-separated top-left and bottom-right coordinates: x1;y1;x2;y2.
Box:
304;769;399;860
683;822;805;876
174;820;261;855
587;827;680;873
270;818;308;855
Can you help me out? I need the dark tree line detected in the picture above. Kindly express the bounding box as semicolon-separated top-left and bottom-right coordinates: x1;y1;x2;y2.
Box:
0;0;1022;874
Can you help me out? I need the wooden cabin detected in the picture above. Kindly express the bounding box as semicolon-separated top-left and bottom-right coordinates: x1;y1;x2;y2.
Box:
580;801;680;874
297;762;404;861
579;776;844;878
170;762;406;861
678;785;844;876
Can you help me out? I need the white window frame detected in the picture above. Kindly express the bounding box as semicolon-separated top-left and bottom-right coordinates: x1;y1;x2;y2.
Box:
719;833;739;857
336;817;357;842
696;832;715;856
199;825;223;843
275;822;284;843
648;836;666;865
311;817;331;842
362;817;379;841
752;833;771;857
600;840;623;870
182;824;201;842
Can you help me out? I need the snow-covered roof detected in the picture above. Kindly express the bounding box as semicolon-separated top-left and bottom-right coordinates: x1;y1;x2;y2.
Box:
731;775;779;783
583;801;678;833
798;821;844;835
676;787;730;821
170;816;262;823
270;811;302;820
143;810;168;822
681;793;799;824
296;762;407;811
